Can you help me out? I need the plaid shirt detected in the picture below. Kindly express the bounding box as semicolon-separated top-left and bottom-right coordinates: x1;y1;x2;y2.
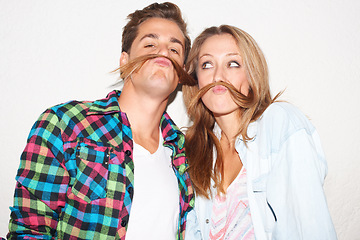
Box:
8;90;194;240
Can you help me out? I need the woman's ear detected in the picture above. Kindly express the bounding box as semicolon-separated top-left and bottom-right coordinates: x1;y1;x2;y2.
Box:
120;52;129;66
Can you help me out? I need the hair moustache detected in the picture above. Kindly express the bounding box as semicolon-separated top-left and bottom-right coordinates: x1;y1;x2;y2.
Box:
119;54;196;85
188;81;256;114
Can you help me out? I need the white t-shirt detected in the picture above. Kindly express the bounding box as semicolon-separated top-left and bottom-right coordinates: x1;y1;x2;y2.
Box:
125;133;180;239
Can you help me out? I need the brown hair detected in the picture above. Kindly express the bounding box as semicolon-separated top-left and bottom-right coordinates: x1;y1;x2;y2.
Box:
119;54;194;85
122;2;191;63
183;25;280;198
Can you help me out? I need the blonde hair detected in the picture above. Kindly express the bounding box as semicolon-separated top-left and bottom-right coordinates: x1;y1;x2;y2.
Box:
183;25;279;198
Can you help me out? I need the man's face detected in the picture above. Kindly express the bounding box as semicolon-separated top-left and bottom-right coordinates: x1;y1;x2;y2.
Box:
120;17;185;99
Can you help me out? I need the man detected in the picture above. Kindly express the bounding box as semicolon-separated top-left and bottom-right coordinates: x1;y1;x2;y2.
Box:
8;2;194;239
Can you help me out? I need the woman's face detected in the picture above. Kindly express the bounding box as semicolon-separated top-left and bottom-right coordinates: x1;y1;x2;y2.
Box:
196;33;249;117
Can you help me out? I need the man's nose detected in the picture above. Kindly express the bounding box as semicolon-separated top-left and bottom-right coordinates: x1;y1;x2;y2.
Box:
157;44;170;57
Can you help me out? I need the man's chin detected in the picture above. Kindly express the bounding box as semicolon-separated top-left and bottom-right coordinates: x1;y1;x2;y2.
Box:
145;81;178;97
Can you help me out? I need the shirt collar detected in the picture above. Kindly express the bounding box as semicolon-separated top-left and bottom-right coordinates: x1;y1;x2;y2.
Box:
213;120;257;169
87;90;121;115
160;113;186;174
87;90;185;171
160;112;183;145
87;89;184;149
213;120;258;143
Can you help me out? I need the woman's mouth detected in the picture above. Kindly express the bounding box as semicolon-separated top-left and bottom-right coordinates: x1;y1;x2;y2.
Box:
212;85;227;94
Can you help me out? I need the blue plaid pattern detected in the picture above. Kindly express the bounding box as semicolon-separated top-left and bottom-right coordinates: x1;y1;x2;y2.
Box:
8;90;194;239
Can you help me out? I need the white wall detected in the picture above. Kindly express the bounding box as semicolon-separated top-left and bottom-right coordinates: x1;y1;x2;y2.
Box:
1;0;359;239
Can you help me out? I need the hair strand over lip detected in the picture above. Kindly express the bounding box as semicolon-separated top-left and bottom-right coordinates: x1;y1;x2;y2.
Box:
112;54;196;86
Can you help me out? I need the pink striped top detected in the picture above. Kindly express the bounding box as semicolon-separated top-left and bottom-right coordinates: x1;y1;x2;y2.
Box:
209;167;255;240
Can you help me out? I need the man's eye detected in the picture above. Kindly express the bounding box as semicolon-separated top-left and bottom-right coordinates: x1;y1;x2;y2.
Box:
145;44;155;48
228;61;240;68
201;62;213;69
170;48;179;54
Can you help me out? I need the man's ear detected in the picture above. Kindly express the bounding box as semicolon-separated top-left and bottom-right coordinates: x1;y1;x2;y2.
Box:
120;52;129;66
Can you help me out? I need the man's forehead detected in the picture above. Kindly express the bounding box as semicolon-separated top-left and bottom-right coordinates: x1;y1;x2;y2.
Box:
136;18;185;43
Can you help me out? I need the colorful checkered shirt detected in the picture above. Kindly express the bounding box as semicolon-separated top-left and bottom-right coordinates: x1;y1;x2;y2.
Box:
8;90;194;240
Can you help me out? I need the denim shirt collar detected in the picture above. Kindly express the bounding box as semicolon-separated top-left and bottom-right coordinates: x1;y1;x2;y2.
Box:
213;120;258;168
213;120;258;143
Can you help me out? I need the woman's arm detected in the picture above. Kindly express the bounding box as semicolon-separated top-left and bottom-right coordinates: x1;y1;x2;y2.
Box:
267;124;337;239
185;208;203;240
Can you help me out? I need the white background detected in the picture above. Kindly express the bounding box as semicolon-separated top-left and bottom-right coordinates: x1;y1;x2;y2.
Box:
1;0;359;239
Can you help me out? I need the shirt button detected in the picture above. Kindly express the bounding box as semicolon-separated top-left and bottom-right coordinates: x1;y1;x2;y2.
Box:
67;149;74;155
128;187;133;195
121;220;128;227
206;219;209;224
76;146;80;156
125;150;131;156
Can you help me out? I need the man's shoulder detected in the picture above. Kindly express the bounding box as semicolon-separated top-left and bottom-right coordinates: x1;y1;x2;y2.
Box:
33;91;120;130
46;98;96;121
47;90;120;118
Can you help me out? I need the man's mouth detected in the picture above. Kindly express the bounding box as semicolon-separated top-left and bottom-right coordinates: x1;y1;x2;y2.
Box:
153;57;172;67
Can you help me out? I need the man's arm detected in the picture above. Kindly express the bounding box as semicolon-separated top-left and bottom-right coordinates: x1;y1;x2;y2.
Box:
8;108;68;239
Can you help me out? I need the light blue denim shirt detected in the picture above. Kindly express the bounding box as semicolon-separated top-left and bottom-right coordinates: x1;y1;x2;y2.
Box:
185;102;337;240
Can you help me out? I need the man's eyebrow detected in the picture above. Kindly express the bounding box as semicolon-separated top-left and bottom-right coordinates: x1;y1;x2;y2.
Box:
139;34;184;50
170;37;184;49
139;33;158;41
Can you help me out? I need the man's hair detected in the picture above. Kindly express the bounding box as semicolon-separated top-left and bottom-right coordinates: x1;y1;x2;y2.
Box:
122;2;191;63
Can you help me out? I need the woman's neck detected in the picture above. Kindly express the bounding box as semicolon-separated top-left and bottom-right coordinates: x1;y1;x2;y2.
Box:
215;111;242;148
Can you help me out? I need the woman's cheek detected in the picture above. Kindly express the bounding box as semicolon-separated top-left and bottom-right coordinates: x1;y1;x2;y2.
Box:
197;75;210;88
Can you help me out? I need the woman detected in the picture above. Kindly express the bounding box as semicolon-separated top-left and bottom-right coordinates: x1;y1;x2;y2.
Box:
183;25;337;240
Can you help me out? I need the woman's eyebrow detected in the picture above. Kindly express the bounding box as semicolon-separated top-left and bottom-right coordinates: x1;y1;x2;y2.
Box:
199;53;213;59
226;53;241;57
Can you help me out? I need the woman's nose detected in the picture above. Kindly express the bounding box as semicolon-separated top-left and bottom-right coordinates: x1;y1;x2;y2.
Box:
213;67;224;82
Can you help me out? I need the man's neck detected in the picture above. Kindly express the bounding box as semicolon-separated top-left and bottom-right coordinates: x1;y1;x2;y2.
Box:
118;87;169;153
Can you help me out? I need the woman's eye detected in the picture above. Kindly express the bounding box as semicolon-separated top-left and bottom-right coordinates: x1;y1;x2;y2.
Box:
145;44;155;48
201;62;213;69
228;61;240;68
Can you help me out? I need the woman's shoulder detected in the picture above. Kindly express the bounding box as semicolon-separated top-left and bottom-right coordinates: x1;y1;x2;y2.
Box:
258;102;316;136
263;102;303;118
